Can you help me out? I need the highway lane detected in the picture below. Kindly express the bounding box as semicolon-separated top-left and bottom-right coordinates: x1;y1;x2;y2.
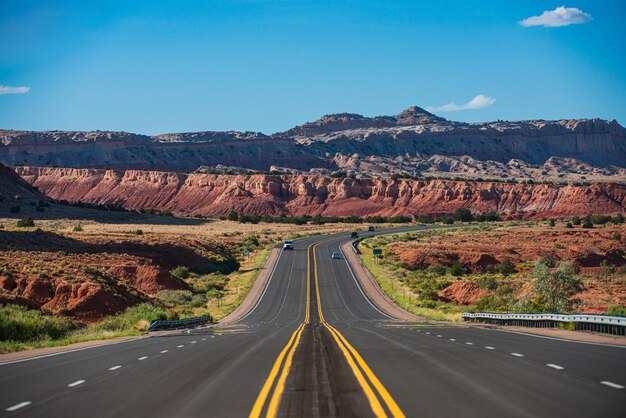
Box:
1;227;625;417
314;234;626;418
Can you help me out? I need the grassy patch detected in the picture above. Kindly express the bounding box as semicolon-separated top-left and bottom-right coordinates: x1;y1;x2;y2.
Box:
0;303;166;353
360;251;462;322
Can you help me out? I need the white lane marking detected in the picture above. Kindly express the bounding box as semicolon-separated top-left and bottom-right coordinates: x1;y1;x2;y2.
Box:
160;350;168;353
425;332;431;335
202;338;207;341
465;342;474;345
191;341;197;344
511;353;524;357
485;328;626;349
449;338;456;342
546;364;564;370
0;338;141;366
436;335;442;338
177;345;184;348
5;401;31;412
339;245;394;319
601;381;625;389
138;356;148;361
234;248;285;323
108;365;122;371
186;330;191;334
416;329;421;332
68;380;86;387
485;346;495;350
210;336;215;339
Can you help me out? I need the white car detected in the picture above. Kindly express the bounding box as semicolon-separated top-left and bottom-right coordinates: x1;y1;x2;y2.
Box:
283;240;294;250
331;252;341;259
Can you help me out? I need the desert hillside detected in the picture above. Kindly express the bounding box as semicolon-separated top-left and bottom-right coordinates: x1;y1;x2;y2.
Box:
2;106;625;183
15;166;626;219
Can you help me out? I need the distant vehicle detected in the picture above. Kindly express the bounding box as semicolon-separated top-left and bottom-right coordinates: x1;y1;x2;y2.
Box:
351;232;359;238
283;240;294;250
331;252;341;259
368;226;375;232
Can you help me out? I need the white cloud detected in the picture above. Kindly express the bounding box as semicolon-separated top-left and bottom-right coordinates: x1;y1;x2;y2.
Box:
519;6;592;28
0;85;30;95
426;94;496;112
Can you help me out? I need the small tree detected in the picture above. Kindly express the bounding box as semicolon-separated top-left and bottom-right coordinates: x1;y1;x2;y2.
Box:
171;266;191;280
449;261;466;277
582;218;593;229
227;211;239;222
532;261;582;313
497;258;516;276
571;216;581;226
613;213;624;224
549;219;556;227
16;216;35;227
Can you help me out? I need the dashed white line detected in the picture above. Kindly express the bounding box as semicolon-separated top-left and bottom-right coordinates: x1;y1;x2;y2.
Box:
546;364;564;370
485;346;495;350
5;401;31;412
437;335;442;338
465;342;474;345
160;350;169;353
108;365;122;371
425;332;431;335
191;341;197;344
449;338;456;342
202;338;207;341
210;336;215;339
68;380;86;387
138;356;148;361
177;345;184;348
601;381;625;389
511;353;524;357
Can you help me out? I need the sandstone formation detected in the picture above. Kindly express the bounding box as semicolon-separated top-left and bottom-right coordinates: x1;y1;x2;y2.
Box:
16;167;626;219
2;106;624;182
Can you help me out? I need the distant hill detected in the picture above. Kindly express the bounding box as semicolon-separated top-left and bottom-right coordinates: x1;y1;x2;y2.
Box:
1;106;625;183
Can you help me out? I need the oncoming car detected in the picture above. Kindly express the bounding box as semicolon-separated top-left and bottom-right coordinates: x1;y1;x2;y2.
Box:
283;240;294;250
331;252;341;259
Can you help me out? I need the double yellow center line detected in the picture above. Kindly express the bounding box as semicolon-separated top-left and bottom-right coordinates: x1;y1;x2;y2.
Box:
250;241;405;418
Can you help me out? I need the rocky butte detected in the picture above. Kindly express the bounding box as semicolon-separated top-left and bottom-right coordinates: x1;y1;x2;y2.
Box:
15;166;626;219
1;106;625;183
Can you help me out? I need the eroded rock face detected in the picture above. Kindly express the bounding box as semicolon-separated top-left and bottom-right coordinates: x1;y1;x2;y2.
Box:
1;107;624;182
16;167;626;219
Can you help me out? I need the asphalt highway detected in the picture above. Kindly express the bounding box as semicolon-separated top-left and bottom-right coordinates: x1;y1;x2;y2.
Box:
1;228;624;417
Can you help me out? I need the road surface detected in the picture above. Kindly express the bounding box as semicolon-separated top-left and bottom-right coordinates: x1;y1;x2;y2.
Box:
1;229;625;417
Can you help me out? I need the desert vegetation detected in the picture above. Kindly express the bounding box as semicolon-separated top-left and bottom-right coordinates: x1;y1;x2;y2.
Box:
359;219;625;321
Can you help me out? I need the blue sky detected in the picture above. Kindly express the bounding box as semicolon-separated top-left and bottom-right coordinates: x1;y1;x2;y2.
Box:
1;0;625;135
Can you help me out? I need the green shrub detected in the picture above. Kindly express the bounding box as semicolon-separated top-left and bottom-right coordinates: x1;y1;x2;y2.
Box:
448;261;466;277
477;276;498;290
90;304;167;332
0;305;74;342
571;216;581;226
171;266;191;279
607;305;626;317
156;290;193;306
16;216;35;228
582;219;593;229
426;265;447;276
73;225;84;232
134;229;143;235
549;219;556;227
496;258;516;276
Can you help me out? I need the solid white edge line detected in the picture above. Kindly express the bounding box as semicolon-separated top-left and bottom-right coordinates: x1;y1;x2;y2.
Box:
511;353;524;357
5;401;31;412
67;380;86;387
339;244;395;320
485;346;495;350
160;350;168;353
0;338;141;366
546;363;564;370
600;381;625;389
233;247;285;323
138;356;148;360
482;327;626;349
108;365;122;370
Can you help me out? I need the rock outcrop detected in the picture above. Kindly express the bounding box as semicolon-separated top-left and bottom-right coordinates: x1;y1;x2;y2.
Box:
16;167;626;219
2;106;624;182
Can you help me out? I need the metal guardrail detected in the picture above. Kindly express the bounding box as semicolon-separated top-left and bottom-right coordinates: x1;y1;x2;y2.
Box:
147;316;211;332
463;312;626;335
351;239;361;254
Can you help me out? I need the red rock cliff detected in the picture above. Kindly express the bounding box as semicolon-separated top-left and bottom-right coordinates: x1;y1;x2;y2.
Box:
15;166;626;219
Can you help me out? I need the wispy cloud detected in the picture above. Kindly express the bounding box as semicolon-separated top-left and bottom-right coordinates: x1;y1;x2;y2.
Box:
0;85;30;95
426;94;495;112
519;6;592;28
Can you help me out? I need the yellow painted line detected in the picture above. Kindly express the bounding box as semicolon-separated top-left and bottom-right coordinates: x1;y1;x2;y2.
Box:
313;241;406;418
250;242;316;417
325;322;406;418
266;324;305;418
249;322;304;418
